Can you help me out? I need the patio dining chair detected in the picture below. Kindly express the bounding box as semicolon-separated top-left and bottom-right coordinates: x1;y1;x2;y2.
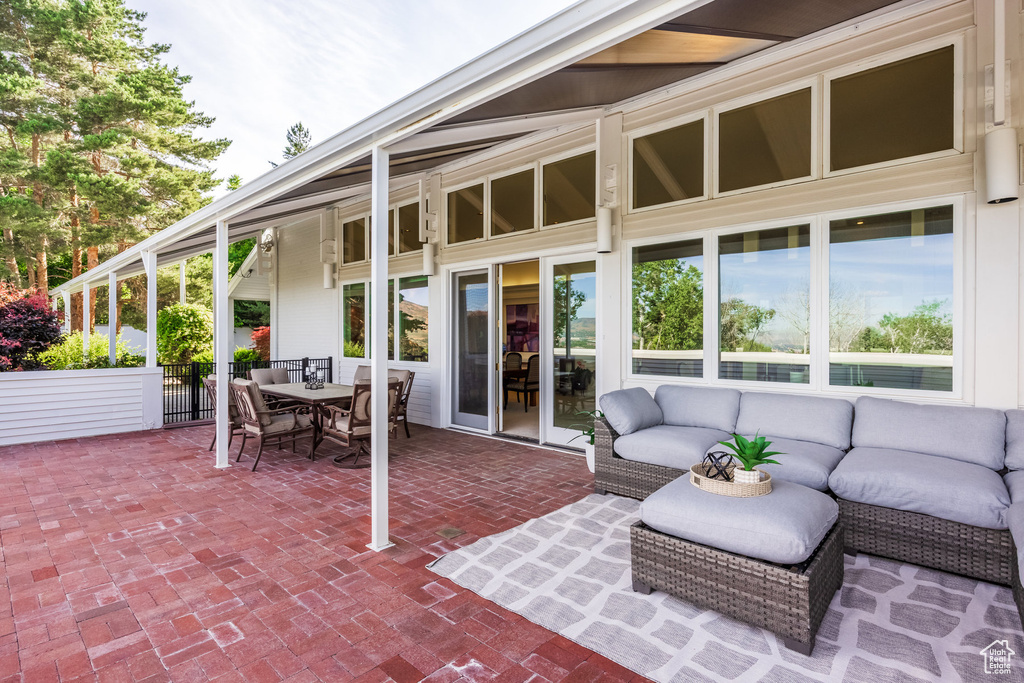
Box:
506;354;540;412
390;370;415;438
228;378;314;471
248;366;305;411
202;375;245;452
322;378;401;466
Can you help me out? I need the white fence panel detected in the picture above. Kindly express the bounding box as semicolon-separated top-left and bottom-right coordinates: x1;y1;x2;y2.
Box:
0;367;164;447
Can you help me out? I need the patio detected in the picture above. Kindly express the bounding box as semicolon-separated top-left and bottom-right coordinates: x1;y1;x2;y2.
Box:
0;427;638;682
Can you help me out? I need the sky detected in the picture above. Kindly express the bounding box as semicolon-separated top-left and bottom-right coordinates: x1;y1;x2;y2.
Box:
127;0;577;194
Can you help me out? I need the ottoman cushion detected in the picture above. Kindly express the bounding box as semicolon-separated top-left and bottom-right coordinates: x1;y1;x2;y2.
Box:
616;424;731;470
640;477;838;564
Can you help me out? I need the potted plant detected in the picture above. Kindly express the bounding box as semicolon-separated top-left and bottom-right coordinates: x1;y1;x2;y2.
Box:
569;409;603;473
717;432;782;484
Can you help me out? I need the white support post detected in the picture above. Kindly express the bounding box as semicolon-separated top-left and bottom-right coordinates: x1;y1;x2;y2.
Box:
108;271;117;366
595;113;623;398
81;284;90;355
61;291;70;333
369;145;392;551
179;261;187;304
214;220;231;468
142;251;157;368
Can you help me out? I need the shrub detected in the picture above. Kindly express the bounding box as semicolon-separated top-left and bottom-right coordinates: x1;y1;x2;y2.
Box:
0;291;62;371
36;332;145;370
234;347;261;363
343;340;365;358
251;326;270;361
191;348;214;363
156;303;213;364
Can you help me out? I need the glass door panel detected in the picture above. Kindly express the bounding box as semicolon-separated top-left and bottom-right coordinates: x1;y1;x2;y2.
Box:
546;259;597;446
452;270;491;430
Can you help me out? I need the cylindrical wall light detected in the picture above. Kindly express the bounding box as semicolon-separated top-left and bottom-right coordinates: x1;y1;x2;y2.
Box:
422;241;436;277
323;262;335;289
985;126;1019;204
596;206;613;254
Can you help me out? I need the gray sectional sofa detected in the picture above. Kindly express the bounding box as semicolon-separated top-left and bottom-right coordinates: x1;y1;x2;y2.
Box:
595;385;1024;626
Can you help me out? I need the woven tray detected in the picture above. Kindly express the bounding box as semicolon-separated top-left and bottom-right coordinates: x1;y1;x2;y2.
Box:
690;464;772;497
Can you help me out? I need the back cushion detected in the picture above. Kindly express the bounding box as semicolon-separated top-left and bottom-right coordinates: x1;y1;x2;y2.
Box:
270;367;290;384
655;385;740;432
736;392;853;450
852;396;1007;470
1006;410;1024;470
599;388;663;436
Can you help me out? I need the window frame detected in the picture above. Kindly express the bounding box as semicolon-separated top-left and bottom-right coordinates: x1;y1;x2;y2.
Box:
822;37;963;179
712;78;820;199
621;195;965;401
338;270;431;365
340;211;370;266
443;179;488;248
487;162;540;241
539;146;598;230
394;198;426;255
626;111;710;215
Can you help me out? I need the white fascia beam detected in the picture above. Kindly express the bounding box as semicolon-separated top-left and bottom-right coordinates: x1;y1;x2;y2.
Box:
369;145;393;552
214;220;231;469
50;0;704;298
386;108;606;154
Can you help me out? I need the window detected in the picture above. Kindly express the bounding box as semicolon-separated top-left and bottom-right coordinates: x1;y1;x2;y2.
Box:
830;47;954;172
399;276;429;361
342;218;366;264
543;151;595;225
398;202;423;254
719;225;810;383
632;239;703;377
828;206;954;391
448;184;484;244
491;169;535;236
718;88;812;193
343;283;366;357
387;211;395;256
632;119;705;209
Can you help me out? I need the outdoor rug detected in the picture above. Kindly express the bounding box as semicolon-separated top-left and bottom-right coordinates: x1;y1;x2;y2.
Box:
427;494;1024;682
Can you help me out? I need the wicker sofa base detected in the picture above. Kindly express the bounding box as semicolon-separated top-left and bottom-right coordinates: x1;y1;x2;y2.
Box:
630;521;844;656
839;499;1013;586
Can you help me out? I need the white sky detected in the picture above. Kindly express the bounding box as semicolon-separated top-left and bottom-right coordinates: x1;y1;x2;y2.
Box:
127;0;577;195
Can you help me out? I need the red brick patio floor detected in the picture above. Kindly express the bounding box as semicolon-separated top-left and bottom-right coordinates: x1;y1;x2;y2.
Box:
0;425;646;683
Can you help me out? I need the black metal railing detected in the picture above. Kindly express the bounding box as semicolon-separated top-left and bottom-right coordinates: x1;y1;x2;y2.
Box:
162;357;333;424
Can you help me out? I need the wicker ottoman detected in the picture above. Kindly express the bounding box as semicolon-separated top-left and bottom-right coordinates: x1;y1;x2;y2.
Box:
631;478;844;655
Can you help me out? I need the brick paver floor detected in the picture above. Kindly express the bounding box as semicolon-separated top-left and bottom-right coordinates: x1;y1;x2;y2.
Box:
0;425;645;682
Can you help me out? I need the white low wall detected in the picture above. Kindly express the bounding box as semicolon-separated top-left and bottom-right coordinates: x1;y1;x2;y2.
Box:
0;367;164;447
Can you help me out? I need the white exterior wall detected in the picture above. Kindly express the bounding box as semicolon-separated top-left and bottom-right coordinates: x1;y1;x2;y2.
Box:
272;0;1024;431
275;216;340;364
0;368;163;446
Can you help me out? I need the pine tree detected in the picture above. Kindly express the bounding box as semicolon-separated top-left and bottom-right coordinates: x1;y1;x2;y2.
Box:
268;122;311;167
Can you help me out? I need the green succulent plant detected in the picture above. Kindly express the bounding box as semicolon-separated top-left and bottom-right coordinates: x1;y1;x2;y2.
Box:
717;432;783;471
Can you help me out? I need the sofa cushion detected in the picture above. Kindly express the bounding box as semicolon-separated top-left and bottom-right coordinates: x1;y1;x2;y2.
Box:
615;424;730;470
1004;470;1024;504
829;447;1010;530
852;396;1007;471
707;437;845;492
641;477;838;565
735;392;853;450
654;385;740;432
1006;410;1024;471
599;388;663;436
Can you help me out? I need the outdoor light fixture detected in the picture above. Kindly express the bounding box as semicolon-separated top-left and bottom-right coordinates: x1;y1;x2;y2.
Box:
596;206;613;253
422;241;436;277
323;263;335;289
986;0;1018;204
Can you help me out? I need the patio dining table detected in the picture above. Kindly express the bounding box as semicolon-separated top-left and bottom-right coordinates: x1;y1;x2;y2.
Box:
259;382;353;455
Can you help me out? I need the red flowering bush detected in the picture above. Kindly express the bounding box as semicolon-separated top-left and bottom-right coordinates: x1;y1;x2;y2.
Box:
0;290;62;371
251;326;270;361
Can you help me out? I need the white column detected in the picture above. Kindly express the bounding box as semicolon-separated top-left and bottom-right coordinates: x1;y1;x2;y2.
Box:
369;145;392;551
61;291;70;333
81;284;90;356
108;271;117;366
179;261;186;304
595;113;623;397
214;220;231;468
142;251;157;368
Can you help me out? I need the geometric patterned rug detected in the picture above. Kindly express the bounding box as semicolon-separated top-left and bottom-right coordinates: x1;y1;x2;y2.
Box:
428;494;1024;682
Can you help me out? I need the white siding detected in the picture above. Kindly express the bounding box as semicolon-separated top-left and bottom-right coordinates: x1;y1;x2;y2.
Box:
0;368;163;446
275;217;340;363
